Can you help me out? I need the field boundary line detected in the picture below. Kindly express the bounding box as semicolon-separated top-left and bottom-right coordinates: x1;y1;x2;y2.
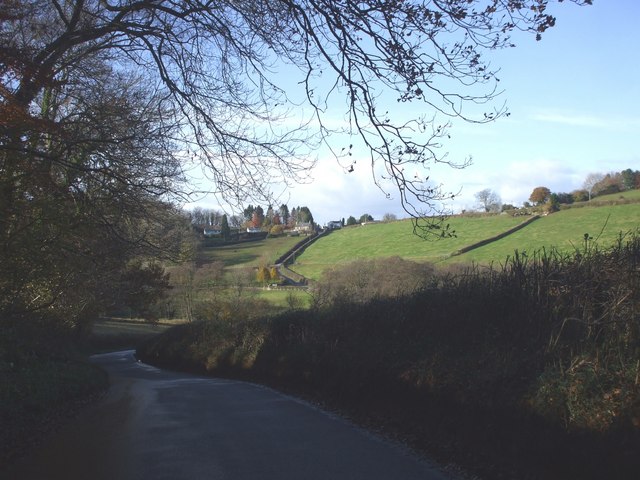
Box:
450;214;541;257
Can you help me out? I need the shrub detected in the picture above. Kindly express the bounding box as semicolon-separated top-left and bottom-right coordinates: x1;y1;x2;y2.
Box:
310;256;435;308
256;265;270;284
269;225;284;237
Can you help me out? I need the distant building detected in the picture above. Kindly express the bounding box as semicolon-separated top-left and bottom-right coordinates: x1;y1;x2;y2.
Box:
203;226;222;237
327;221;342;230
294;222;313;233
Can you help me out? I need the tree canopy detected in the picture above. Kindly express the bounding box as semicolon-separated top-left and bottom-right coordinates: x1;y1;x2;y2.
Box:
529;186;551;206
2;0;590;227
0;0;590;325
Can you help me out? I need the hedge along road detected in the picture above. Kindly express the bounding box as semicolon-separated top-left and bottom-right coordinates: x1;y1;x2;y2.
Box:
5;350;451;480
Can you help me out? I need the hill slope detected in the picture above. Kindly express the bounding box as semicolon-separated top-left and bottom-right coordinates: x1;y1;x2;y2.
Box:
293;202;640;279
457;203;640;264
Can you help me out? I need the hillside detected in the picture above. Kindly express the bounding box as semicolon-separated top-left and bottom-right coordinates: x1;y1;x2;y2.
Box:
198;235;303;269
292;200;640;279
457;202;640;264
290;215;521;279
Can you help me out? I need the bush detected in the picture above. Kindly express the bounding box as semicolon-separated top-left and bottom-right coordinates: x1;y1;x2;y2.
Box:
310;256;435;308
269;225;284;237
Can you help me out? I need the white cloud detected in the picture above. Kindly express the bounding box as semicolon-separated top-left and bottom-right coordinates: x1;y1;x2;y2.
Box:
286;154;409;224
438;158;586;210
531;111;640;132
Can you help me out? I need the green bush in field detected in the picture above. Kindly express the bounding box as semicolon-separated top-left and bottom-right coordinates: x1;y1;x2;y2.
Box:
310;256;436;308
256;266;270;284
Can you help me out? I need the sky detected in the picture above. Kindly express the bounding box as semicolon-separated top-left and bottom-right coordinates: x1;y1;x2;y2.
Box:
187;1;640;226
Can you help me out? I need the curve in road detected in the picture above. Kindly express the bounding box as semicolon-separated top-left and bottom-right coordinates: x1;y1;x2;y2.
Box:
5;350;451;480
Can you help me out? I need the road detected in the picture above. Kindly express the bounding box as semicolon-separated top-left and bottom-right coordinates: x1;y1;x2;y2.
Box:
5;350;450;480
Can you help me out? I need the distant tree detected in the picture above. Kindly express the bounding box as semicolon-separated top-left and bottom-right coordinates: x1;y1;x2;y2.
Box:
252;206;265;228
285;291;303;310
289;207;298;228
191;207;205;225
546;194;560;213
256;266;270;284
382;213;398;222
359;214;374;223
583;173;605;201
189;207;222;226
529;187;551;206
243;205;255;222
229;215;244;229
475;188;502;213
169;263;196;323
195;261;226;288
298;206;314;224
593;173;623;196
621;169;640;190
210;210;223;226
269;267;279;282
279;204;290;226
269;225;284;236
501;204;517;212
346;216;358;226
572;189;589;202
221;214;231;241
555;192;574;205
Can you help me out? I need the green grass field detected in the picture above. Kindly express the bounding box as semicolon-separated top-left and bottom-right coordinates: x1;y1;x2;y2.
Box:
181;193;640;284
292;200;640;279
254;288;312;309
292;215;525;279
198;235;304;268
574;188;640;204
455;203;640;264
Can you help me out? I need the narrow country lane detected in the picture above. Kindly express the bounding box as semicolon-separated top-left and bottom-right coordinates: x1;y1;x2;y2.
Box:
4;351;450;480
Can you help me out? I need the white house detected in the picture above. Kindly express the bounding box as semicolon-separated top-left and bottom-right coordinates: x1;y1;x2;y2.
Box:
294;222;313;233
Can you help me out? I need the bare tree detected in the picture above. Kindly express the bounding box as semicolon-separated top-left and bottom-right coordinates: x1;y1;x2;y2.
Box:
2;0;591;238
475;189;502;213
583;172;605;201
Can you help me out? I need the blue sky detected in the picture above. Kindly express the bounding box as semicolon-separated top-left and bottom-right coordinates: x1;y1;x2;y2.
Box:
189;1;640;225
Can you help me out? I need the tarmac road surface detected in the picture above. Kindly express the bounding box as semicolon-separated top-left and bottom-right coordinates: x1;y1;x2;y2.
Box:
5;350;450;480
